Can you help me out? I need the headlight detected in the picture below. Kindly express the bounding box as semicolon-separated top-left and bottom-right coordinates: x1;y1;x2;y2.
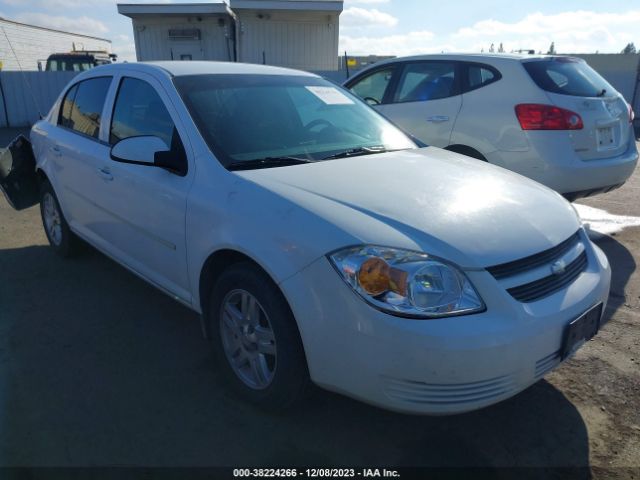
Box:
328;246;484;318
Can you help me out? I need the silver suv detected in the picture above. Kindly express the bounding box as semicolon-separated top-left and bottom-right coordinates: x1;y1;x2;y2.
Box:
345;54;638;200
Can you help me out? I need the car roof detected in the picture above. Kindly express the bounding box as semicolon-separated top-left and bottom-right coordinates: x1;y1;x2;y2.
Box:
376;53;552;62
352;53;582;71
344;53;582;82
85;61;318;78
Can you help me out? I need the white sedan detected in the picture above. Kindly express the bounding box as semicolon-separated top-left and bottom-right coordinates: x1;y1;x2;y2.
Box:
1;61;611;414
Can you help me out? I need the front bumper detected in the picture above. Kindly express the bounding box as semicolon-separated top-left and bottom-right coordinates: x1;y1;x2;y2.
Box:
280;239;611;415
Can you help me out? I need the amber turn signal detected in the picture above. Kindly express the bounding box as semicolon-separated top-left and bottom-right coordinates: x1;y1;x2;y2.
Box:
358;257;408;297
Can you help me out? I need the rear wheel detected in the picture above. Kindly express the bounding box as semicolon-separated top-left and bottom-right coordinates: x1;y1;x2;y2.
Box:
39;180;80;257
208;262;309;409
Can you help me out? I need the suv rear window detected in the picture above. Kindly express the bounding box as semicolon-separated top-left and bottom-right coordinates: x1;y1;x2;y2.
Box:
523;58;614;98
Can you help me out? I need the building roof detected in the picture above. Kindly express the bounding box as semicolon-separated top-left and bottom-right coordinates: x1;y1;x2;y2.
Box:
0;16;111;42
117;3;232;18
117;0;343;17
229;0;343;12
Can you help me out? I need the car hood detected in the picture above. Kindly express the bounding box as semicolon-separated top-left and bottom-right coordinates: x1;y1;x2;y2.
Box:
234;147;580;269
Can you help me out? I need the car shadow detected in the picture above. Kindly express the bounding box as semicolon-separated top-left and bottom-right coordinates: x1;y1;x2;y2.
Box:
588;233;636;323
0;241;623;475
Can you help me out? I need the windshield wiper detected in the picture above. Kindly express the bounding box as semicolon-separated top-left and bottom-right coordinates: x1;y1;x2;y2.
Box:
227;156;314;171
596;88;607;97
322;146;389;160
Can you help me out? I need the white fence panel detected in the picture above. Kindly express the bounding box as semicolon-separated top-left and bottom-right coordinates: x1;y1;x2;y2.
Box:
0;61;638;129
0;71;79;128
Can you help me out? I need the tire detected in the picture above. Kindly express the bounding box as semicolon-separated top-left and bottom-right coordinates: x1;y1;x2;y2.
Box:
208;262;310;410
39;180;80;257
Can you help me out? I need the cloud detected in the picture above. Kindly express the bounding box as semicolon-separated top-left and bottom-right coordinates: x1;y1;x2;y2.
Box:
453;10;640;53
340;31;440;56
2;0;112;7
112;40;137;62
344;0;390;3
341;9;640;56
12;12;109;35
0;0;172;7
456;11;640;38
341;7;398;29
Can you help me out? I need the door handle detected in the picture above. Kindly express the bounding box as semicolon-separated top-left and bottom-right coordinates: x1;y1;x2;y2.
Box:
97;167;113;182
427;115;450;123
50;146;62;157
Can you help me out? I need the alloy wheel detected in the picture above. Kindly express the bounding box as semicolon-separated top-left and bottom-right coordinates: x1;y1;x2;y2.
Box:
219;289;277;389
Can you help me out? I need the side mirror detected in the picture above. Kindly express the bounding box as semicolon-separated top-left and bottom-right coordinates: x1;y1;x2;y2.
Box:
110;136;169;165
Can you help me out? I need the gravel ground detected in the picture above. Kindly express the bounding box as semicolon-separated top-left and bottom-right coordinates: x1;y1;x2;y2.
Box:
0;140;638;477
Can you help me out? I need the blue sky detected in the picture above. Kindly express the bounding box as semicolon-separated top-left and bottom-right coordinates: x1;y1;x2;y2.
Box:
1;0;639;60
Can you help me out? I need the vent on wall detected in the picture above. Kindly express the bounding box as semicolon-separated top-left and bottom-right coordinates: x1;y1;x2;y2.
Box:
168;29;201;40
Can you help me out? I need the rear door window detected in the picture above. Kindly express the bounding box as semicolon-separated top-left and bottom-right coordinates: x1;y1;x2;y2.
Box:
348;67;396;105
393;61;457;103
465;63;501;92
523;58;615;97
59;77;112;139
59;84;79;129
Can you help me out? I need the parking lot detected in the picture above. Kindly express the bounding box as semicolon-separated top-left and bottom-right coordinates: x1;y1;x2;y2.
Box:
0;141;639;475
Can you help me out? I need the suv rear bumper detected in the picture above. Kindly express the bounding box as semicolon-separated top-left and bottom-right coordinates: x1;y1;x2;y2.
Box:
486;135;638;196
563;183;625;202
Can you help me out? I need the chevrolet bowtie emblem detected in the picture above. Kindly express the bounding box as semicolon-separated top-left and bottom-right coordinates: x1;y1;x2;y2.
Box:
551;260;566;276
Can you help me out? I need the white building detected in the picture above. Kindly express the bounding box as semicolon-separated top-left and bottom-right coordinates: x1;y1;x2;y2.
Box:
118;0;343;71
0;17;111;71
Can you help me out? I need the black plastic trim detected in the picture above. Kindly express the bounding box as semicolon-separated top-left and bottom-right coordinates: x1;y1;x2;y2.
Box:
506;251;588;303
486;231;581;280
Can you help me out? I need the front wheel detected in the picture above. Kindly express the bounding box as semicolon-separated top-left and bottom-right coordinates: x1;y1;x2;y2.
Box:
208;262;310;410
39;180;80;257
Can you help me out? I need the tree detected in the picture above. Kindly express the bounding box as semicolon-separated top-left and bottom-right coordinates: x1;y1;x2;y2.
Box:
489;43;495;53
622;42;637;54
498;42;505;53
547;42;556;55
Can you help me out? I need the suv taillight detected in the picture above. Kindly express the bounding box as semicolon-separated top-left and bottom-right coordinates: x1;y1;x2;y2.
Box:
515;104;583;130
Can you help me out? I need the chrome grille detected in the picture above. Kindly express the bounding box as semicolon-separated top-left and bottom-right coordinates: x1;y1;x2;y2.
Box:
486;231;589;303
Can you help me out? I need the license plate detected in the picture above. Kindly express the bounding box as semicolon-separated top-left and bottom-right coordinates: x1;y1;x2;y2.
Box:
597;127;614;148
561;303;602;360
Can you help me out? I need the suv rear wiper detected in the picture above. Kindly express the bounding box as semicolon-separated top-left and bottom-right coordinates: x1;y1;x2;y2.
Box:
227;156;314;171
322;146;388;160
596;89;607;97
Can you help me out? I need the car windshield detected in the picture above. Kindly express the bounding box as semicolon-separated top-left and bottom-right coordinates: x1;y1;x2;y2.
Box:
173;74;416;168
523;58;615;98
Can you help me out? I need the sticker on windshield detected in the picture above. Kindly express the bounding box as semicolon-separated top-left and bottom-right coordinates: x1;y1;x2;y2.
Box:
306;86;354;105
